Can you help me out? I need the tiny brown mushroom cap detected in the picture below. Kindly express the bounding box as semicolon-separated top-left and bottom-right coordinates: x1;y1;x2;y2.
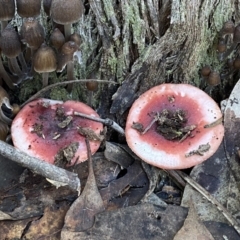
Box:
233;24;240;43
50;28;65;50
233;57;240;69
207;71;221;86
69;33;81;48
21;18;45;50
221;20;235;35
0;0;15;21
0;25;21;58
125;84;224;169
201;65;211;77
33;44;57;73
217;41;227;53
50;0;84;25
86;81;98;91
11;98;103;165
57;41;78;72
16;0;41;18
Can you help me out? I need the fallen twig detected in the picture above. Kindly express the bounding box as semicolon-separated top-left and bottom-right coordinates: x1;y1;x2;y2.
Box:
0;140;80;193
177;170;240;236
21;79;117;108
74;111;125;135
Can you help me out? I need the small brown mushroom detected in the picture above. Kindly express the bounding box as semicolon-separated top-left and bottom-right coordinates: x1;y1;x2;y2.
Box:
86;80;98;107
0;0;15;31
21;18;45;51
16;0;41;18
233;57;240;70
220;20;235;36
0;85;13;125
207;71;221;87
0;25;23;76
50;0;84;39
33;44;57;87
56;41;78;72
51;0;84;92
200;65;211;78
69;33;81;48
0;47;15;89
50;28;65;50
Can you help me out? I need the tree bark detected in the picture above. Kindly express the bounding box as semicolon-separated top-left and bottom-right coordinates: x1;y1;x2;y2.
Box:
70;0;237;121
13;1;239;122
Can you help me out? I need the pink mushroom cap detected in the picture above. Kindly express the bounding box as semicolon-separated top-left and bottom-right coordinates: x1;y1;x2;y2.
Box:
11;99;103;166
125;84;224;169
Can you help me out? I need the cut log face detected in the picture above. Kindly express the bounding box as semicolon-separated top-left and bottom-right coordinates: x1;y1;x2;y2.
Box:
125;84;224;169
11;99;103;166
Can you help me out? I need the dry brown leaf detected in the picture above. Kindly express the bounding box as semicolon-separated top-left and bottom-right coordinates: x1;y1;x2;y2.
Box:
0;217;37;239
61;139;105;239
174;200;214;240
24;205;69;239
100;160;148;207
65;204;188;240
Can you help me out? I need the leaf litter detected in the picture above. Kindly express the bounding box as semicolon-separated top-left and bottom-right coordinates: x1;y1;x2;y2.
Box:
3;81;240;239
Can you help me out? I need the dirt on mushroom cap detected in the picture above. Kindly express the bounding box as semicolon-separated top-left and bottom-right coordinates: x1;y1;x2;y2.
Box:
11;99;103;166
125;84;224;169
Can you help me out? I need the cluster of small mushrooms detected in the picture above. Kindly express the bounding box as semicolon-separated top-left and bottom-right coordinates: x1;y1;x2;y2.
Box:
201;20;240;96
0;0;225;170
0;0;83;91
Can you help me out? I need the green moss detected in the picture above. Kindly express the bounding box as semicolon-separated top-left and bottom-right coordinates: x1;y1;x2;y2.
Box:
18;76;42;103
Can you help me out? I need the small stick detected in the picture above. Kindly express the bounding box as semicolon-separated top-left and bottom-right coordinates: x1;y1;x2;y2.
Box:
0;140;80;193
21;79;117;108
204;117;223;128
166;170;186;190
141;117;158;134
74;111;125;135
177;170;240;235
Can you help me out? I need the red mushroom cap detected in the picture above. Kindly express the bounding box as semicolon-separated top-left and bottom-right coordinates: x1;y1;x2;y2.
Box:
125;84;224;169
11;99;103;166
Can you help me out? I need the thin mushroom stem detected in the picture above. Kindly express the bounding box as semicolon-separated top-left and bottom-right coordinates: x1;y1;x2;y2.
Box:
87;91;93;107
9;57;22;76
18;52;28;73
64;23;75;92
0;57;14;89
42;72;49;87
66;61;74;92
64;24;72;39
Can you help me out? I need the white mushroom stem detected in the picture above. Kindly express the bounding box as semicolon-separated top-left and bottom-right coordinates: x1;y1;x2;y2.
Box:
42;72;49;87
87;91;93;107
18;52;28;73
64;24;72;39
9;57;22;75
